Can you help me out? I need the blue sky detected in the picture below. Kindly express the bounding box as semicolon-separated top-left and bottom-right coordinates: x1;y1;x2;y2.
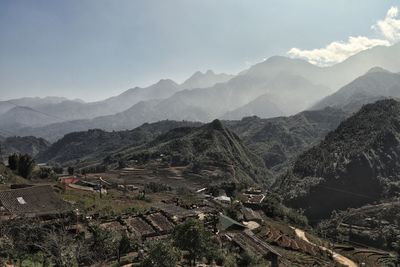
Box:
0;0;399;101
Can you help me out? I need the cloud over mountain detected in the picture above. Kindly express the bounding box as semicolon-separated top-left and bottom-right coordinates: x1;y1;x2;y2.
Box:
288;6;400;66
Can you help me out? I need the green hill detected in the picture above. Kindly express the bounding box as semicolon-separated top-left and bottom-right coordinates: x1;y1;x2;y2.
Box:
225;107;348;176
109;119;271;185
37;120;202;166
277;99;400;220
1;136;50;158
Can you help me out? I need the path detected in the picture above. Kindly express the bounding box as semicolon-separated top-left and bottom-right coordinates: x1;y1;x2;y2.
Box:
291;227;358;267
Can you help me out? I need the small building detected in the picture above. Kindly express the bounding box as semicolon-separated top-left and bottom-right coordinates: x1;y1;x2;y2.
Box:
145;212;175;235
214;195;231;204
124;216;157;239
155;203;197;222
0;185;71;220
217;213;246;232
59;176;80;184
241;207;264;223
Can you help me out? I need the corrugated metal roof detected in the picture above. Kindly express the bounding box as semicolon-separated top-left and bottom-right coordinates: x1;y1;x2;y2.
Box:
0;185;71;217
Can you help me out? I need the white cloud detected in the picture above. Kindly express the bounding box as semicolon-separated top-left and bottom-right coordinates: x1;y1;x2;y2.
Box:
373;6;400;42
288;6;400;66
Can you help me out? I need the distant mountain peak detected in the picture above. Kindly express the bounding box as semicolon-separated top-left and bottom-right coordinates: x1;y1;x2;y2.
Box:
155;78;178;87
180;70;233;89
366;66;391;74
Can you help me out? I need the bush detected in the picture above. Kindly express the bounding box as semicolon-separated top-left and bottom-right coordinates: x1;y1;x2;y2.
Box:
8;154;19;171
144;182;171;193
141;240;181;267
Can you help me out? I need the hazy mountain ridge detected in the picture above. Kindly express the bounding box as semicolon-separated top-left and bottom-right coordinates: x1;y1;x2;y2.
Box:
220;94;285;120
313;67;400;112
0;71;232;135
276;99;400;219
3;43;400;140
0;96;71;116
180;70;234;89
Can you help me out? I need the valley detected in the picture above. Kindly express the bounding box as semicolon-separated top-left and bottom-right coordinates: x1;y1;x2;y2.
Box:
2;6;400;265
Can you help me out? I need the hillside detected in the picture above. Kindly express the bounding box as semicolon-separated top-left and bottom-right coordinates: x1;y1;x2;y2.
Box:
277;99;400;220
1;136;50;158
36;120;202;166
313;67;400;112
225;107;348;175
107;120;271;186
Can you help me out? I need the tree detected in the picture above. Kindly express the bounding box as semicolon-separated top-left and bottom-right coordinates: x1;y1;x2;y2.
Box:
141;240;181;267
117;233;134;264
8;154;19;171
172;219;214;266
67;167;74;175
53;166;63;174
87;225;119;263
17;154;35;179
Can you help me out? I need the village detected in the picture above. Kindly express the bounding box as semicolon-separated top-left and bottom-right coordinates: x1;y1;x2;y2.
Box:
0;161;357;267
0;150;399;267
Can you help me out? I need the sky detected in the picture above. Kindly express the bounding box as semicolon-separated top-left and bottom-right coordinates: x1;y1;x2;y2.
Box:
0;0;399;101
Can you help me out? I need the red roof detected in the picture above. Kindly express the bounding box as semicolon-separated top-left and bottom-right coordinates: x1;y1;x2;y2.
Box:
59;177;80;184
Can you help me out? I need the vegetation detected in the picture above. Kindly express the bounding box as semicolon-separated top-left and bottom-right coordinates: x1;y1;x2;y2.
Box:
141;240;181;267
277;99;400;219
0;136;50;158
260;193;308;226
36;121;202;166
8;153;35;179
224;107;347;175
110;120;271;186
172;219;217;266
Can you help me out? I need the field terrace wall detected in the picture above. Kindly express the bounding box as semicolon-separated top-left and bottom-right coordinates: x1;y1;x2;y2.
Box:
145;212;175;235
226;230;281;267
258;224;328;258
154;203;198;222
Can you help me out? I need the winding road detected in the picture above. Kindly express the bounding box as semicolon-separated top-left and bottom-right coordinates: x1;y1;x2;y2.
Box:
291;227;358;267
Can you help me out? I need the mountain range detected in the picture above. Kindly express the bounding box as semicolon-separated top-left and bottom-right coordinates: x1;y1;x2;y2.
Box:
0;70;232;134
2;43;400;141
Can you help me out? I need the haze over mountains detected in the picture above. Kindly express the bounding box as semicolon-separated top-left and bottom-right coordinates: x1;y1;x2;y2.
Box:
1;43;400;142
313;67;400;112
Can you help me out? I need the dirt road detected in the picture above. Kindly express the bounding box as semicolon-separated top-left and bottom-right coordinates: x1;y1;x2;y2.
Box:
291;227;358;267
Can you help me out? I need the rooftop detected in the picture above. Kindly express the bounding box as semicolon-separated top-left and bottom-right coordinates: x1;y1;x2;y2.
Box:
0;185;71;217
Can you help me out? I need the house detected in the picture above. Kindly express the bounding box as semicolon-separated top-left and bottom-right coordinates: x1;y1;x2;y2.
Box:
217;213;246;232
145;212;175;235
155;203;197;222
0;185;71;220
124;216;157;239
59;176;80;184
241;207;264;223
214;195;231;204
